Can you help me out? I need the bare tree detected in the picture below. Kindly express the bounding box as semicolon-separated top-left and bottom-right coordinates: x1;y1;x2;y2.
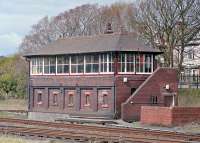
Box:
133;0;200;73
19;3;136;54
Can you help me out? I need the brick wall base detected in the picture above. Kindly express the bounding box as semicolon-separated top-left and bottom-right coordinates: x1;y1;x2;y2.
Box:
141;106;200;126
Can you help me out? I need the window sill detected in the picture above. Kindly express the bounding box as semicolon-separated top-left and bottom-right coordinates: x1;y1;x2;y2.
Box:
52;103;58;106
102;104;109;108
68;104;74;107
37;102;43;105
84;104;90;107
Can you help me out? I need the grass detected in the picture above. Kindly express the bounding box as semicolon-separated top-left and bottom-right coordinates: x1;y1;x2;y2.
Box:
0;135;27;143
0;135;69;143
178;89;200;107
0;99;27;110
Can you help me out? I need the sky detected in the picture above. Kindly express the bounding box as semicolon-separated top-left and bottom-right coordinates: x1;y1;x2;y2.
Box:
0;0;134;56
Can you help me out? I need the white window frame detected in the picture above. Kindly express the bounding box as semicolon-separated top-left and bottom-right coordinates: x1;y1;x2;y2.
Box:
56;56;70;75
99;53;114;74
30;57;43;75
43;57;56;75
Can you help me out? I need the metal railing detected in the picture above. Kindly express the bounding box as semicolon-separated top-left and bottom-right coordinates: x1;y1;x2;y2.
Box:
179;75;200;88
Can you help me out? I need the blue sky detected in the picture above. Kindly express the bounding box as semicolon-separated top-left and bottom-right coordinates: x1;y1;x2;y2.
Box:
0;0;134;56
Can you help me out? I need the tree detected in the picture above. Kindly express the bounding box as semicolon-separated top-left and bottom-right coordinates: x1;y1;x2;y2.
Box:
133;0;200;73
19;3;136;54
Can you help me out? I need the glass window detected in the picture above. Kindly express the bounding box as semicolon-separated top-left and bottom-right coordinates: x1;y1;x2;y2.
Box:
136;54;145;73
120;53;126;72
145;54;152;73
31;57;43;75
126;54;135;72
57;56;69;74
70;55;84;74
85;55;99;73
53;93;58;105
100;54;107;72
119;53;134;73
68;94;74;105
37;93;42;103
44;57;56;74
108;53;114;72
85;94;90;105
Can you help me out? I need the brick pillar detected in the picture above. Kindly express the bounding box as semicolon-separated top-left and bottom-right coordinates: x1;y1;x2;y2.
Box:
45;87;49;110
93;87;98;112
76;87;81;111
111;86;115;114
29;87;33;111
60;87;64;110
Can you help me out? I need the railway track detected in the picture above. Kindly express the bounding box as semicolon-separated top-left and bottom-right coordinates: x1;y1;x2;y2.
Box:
0;118;199;143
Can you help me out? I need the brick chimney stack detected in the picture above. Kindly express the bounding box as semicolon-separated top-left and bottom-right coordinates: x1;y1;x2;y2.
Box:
104;23;114;34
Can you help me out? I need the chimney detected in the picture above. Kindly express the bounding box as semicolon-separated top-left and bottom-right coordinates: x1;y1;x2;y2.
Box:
104;23;114;34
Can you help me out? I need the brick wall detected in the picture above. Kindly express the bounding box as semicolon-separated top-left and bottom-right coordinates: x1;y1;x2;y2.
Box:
121;68;178;122
141;106;200;126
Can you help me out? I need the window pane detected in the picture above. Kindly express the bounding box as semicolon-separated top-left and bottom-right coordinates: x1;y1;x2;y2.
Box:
145;55;152;73
57;65;63;73
71;65;77;73
57;57;64;64
140;55;144;72
44;66;49;74
64;65;69;73
78;65;84;73
93;55;99;63
93;64;99;73
32;58;37;66
32;66;37;74
71;56;77;64
50;66;56;73
44;58;49;65
86;64;92;73
127;54;134;72
136;55;140;72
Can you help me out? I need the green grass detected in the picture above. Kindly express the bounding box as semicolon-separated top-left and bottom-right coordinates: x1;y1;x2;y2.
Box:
178;89;200;107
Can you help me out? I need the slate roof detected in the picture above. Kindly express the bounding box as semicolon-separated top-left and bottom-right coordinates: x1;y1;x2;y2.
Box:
24;32;161;57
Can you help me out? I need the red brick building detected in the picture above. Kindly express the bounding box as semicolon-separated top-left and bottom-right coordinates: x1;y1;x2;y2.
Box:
24;32;178;122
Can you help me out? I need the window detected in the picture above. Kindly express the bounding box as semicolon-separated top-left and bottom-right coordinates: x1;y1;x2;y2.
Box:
53;93;58;105
120;53;126;72
44;57;56;74
71;55;84;74
150;96;158;105
31;57;43;75
100;53;113;73
37;93;42;104
188;49;194;59
145;54;152;73
68;94;74;106
100;54;107;72
136;54;152;73
85;55;99;73
108;53;114;72
57;56;69;74
102;94;108;107
120;53;135;73
126;54;135;72
131;88;136;95
85;94;90;106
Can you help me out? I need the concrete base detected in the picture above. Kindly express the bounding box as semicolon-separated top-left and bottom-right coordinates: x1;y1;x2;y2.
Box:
28;112;69;122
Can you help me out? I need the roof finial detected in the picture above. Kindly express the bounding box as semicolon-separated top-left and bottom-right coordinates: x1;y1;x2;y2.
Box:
104;23;114;34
